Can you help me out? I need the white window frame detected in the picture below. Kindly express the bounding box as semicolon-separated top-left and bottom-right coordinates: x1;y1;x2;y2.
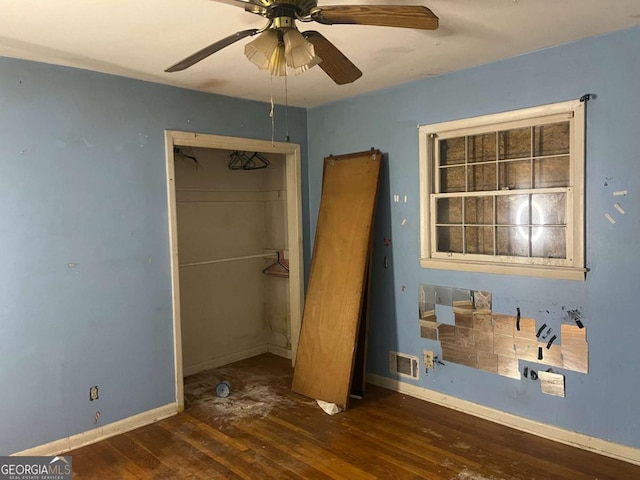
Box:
418;100;586;281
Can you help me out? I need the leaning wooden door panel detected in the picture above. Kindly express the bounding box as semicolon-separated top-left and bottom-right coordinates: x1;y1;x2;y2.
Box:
292;150;381;409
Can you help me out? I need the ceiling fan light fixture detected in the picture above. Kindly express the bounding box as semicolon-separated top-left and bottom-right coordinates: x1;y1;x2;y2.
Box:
245;26;320;77
268;44;288;76
292;55;322;76
283;28;318;70
167;3;439;84
244;29;280;70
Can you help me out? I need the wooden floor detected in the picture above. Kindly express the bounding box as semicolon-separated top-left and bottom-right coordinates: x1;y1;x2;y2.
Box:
69;354;639;479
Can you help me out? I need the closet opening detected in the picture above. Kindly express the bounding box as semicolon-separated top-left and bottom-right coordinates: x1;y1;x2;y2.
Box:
164;131;304;410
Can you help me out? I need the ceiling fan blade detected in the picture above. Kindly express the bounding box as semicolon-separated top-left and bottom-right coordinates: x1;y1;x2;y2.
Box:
303;31;362;85
209;0;266;15
312;5;438;30
165;29;259;72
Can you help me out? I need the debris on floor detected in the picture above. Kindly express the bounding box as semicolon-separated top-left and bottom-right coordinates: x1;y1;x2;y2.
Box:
184;366;307;422
316;399;342;415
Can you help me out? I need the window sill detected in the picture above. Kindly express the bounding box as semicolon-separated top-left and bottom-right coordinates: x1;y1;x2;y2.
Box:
419;257;586;281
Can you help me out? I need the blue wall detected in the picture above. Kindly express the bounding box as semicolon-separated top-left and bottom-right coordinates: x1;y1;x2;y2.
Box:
307;27;640;448
2;25;639;455
0;57;307;455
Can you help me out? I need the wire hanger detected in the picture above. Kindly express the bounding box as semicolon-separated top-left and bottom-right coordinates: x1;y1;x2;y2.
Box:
174;146;200;168
263;250;289;278
228;151;270;170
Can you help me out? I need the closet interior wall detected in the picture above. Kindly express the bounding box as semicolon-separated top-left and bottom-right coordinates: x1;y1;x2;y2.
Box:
174;147;290;376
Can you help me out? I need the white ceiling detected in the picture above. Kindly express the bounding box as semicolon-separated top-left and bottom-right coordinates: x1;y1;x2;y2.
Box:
1;0;638;108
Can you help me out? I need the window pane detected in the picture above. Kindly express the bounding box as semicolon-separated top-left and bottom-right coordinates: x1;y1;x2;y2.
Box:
496;194;528;225
531;193;566;225
534;122;570;156
437;197;462;224
437;226;463;253
440;137;466;165
423;102;583;272
465;226;494;255
498;160;531;190
497;227;529;257
465;196;493;224
499;127;531;160
467;133;496;163
532;227;567;259
534;156;570;188
467;163;496;191
440;166;466;193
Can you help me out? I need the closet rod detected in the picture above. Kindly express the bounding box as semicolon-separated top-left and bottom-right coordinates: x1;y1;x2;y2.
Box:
179;252;277;268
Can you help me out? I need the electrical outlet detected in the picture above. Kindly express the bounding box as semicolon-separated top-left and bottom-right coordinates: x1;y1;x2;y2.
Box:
89;385;99;401
423;350;434;369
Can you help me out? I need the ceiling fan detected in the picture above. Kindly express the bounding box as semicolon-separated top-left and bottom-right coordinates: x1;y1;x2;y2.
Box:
165;1;438;85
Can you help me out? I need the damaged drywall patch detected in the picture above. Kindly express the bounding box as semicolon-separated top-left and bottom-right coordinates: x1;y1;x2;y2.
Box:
418;284;589;395
604;184;629;224
614;203;626;215
562;306;584;328
138;132;148;147
539;370;565;398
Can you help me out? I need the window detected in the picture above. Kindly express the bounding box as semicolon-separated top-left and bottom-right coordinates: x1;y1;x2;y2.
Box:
419;100;585;280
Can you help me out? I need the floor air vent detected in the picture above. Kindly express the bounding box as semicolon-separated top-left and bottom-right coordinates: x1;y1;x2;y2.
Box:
389;351;419;380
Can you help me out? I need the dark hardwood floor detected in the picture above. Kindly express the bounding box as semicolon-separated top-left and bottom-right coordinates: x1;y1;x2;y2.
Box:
69;354;640;479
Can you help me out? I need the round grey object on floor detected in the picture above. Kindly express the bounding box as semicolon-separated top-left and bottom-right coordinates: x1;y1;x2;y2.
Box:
215;381;231;398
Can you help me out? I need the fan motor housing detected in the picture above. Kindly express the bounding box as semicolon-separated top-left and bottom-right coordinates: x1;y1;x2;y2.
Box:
263;1;317;11
264;1;318;17
273;16;295;29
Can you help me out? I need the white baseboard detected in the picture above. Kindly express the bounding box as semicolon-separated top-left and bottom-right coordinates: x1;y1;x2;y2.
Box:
268;344;292;359
183;345;269;376
11;403;177;457
367;373;640;466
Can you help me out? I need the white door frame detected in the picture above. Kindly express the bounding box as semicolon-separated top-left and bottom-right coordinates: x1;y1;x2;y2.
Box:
164;130;304;411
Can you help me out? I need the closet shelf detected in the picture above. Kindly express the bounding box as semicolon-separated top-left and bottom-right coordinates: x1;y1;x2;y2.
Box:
180;252;278;268
175;190;285;204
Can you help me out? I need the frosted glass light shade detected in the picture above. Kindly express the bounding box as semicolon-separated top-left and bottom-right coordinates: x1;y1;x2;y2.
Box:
283;29;316;69
291;55;321;75
245;27;319;76
269;44;287;76
244;30;280;70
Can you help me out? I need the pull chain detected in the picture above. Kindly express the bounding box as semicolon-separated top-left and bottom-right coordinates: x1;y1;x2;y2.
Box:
269;69;291;144
284;70;290;142
269;73;275;146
